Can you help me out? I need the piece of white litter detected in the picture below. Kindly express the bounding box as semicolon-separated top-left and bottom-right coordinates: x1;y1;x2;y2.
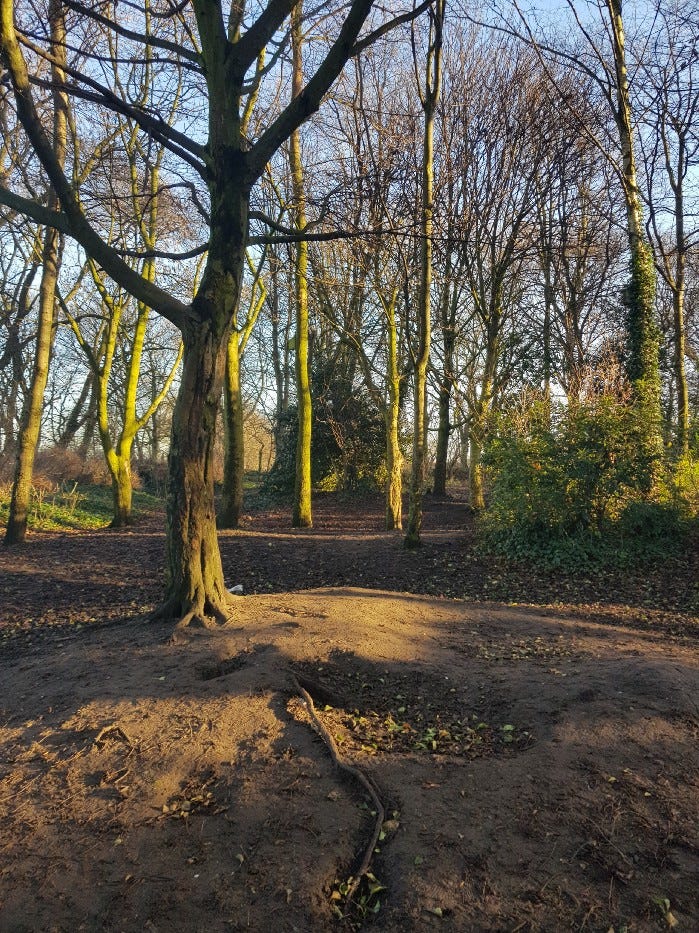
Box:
228;584;244;595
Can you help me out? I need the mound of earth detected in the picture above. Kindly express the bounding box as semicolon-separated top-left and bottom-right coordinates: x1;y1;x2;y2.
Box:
1;586;698;931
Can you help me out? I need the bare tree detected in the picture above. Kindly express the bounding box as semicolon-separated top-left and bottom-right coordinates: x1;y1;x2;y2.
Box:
638;1;699;454
0;0;431;627
405;0;444;547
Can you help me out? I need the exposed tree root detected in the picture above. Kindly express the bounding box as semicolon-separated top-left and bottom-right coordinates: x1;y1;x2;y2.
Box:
148;593;235;635
288;673;385;903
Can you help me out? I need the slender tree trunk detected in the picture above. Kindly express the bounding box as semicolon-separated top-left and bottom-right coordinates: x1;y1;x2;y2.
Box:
77;387;98;460
4;240;58;543
291;2;312;528
469;329;497;511
97;406;136;528
673;285;688;456
4;0;65;545
385;295;402;530
58;369;94;449
541;244;553;405
433;387;450;497
220;329;244;527
670;138;688;456
405;0;443;548
468;423;485;510
433;282;456;496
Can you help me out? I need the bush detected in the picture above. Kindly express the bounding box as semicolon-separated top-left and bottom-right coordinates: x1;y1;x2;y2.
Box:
134;458;167;495
34;446;85;486
261;370;386;499
480;397;691;569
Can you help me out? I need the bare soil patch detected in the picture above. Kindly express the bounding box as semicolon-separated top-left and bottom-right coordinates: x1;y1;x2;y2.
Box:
1;493;698;931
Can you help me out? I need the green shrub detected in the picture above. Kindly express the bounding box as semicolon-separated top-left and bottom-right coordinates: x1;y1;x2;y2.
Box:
261;369;386;499
480;396;691;569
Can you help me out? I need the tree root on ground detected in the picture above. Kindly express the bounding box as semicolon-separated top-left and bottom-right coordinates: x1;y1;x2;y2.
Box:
148;594;236;635
288;673;386;905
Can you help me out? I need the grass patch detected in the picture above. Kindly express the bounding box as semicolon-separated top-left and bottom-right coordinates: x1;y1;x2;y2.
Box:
0;483;164;532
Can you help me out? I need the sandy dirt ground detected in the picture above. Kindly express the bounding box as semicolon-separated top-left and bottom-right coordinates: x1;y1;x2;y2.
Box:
1;495;698;931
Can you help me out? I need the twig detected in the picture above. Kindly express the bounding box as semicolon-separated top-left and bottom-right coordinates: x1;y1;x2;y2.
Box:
289;674;385;900
94;724;133;748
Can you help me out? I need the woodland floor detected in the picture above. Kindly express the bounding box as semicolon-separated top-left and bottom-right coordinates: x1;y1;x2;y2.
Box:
0;492;698;932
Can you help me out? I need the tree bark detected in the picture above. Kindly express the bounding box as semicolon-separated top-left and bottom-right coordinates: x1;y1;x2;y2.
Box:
57;369;94;449
468;424;485;510
385;294;402;529
110;454;134;528
4;231;59;543
405;0;443;548
4;0;65;545
291;2;312;528
220;329;245;528
161;315;232;626
432;280;456;496
607;0;661;455
468;329;497;511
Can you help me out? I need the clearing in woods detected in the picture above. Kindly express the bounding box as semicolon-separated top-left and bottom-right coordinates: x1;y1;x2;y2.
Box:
1;492;697;931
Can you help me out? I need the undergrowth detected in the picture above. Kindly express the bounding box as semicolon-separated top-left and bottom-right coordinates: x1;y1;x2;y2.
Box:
480;397;698;571
0;483;163;532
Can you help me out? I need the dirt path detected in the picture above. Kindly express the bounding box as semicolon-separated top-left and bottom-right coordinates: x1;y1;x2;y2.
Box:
1;495;698;931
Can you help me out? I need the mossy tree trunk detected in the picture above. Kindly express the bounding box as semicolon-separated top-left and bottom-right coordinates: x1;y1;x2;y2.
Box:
220;251;267;528
220;331;245;528
4;0;66;545
4;226;61;543
607;0;661;462
163;310;235;625
290;2;312;528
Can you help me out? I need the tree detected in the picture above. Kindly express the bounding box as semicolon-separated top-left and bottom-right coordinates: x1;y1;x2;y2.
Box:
4;0;66;543
638;1;699;455
0;0;429;625
405;0;444;547
507;0;663;473
60;49;187;526
290;1;312;528
307;52;416;526
456;44;546;510
220;250;267;528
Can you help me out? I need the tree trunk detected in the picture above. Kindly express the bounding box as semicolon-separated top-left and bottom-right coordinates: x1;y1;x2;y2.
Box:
77;389;98;460
433;388;449;497
110;454;133;528
4;0;65;545
468;422;485;511
161;319;230;626
433;276;456;497
469;345;496;511
291;2;312;528
58;369;94;449
607;0;661;459
385;298;402;530
405;0;443;548
220;329;244;528
4;241;57;543
673;285;689;456
668;133;688;457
